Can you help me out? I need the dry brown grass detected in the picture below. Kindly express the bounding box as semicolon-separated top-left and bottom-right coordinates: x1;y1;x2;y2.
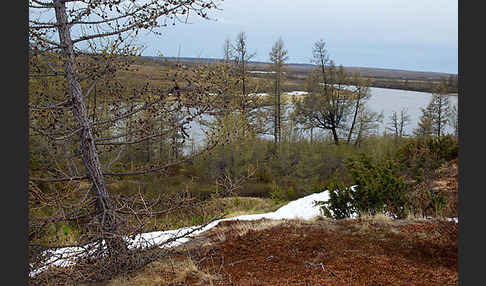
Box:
359;212;393;225
210;219;285;243
105;257;218;286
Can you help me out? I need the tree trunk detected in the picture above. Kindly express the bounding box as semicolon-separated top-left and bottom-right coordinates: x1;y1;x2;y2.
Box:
347;93;361;144
331;127;340;145
274;77;278;148
277;76;281;145
437;100;442;137
241;52;246;97
54;0;120;252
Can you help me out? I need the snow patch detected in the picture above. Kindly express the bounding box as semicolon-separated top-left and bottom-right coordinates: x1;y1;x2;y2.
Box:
31;190;332;277
286;91;308;96
248;71;276;74
248;92;270;97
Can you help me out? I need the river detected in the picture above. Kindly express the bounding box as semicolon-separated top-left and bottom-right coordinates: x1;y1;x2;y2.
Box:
184;87;458;150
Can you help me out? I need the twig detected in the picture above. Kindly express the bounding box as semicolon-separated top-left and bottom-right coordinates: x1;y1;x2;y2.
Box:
228;258;254;267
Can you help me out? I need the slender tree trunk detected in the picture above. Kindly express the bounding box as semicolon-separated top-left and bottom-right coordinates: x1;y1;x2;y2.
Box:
347;93;361;144
127;99;134;162
92;82;97;122
274;77;278;148
399;115;404;138
54;0;121;252
277;76;281;145
241;53;246;97
331;127;340;145
159;116;165;161
437;101;442;137
354;120;364;147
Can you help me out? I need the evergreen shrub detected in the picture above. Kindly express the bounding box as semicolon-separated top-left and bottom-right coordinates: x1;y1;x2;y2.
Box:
317;154;410;219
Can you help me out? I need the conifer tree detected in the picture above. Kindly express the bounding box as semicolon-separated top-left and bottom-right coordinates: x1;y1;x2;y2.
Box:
414;106;434;138
426;80;452;137
269;37;288;147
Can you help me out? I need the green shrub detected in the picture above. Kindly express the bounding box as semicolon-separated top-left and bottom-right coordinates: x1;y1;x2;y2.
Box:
396;135;458;180
346;154;410;218
316;154;410;219
427;190;447;217
316;180;356;219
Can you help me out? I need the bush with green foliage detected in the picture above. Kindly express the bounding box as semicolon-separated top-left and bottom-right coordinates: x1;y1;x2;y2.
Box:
317;154;411;219
317;180;356;219
346;154;410;218
395;135;458;181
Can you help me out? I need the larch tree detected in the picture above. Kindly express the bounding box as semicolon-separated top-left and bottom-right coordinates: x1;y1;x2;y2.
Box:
346;72;372;144
312;39;330;86
294;40;353;145
28;0;225;281
387;108;411;139
353;108;383;147
232;31;255;99
228;31;268;137
223;36;233;63
414;106;434;138
269;37;288;148
425;80;452;137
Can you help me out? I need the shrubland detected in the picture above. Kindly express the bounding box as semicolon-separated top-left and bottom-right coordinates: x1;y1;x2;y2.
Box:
29;53;459;246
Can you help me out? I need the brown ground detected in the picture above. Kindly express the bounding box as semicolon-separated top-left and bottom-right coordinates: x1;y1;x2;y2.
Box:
87;161;459;286
138;217;457;286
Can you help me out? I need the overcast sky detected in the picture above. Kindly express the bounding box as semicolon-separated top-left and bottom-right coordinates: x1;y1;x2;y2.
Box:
138;0;458;74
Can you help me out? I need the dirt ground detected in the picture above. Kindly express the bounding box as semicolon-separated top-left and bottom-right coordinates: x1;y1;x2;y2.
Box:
142;216;457;286
80;161;459;286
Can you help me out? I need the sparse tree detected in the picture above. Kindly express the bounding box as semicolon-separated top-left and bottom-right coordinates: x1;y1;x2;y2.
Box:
269;37;288;148
428;81;452;137
387;108;411;139
311;39;330;85
232;31;256;99
223;36;233;63
414;80;452;138
414;106;434;138
29;0;223;280
294;41;352;145
354;109;384;147
346;73;372;144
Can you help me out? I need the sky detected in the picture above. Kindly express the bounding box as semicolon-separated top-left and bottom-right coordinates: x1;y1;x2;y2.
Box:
137;0;458;74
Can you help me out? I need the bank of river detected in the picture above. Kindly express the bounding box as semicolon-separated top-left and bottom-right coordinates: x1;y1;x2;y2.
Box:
184;87;458;150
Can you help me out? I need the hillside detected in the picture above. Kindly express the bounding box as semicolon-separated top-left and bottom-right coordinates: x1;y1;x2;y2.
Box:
31;157;459;285
99;217;457;285
101;160;459;285
139;56;458;93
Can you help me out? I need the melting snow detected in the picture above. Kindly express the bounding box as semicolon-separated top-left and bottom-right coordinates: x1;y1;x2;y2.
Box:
286;91;308;96
29;189;458;277
30;191;331;277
